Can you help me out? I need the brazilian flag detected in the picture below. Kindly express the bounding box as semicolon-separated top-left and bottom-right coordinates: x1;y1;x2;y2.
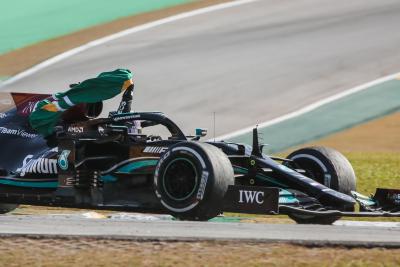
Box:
29;69;133;136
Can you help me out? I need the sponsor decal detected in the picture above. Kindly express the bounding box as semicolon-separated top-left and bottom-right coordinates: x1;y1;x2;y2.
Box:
196;171;209;200
223;185;279;214
143;146;168;154
0;127;38;138
113;114;141;121
17;155;58;177
98;126;105;135
58;150;71;171
0;113;6;119
68;126;84;133
238;190;264;204
388;192;400;205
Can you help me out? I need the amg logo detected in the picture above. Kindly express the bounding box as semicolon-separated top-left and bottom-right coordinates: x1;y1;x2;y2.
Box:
143;146;168;154
68;126;84;133
238;190;264;204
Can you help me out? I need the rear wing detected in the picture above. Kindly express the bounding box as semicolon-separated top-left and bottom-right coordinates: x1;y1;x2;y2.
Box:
0;92;50;172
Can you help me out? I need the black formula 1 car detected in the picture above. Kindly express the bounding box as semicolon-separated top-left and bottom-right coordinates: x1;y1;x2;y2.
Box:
0;89;399;224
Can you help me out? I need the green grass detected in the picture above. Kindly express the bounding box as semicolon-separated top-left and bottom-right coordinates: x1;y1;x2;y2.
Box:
346;152;400;195
342;152;400;222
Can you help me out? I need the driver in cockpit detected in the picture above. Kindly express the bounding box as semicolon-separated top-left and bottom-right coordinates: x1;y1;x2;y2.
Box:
29;69;134;138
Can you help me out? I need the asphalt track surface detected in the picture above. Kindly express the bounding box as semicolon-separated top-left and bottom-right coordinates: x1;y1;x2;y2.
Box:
0;214;400;247
3;0;400;137
1;0;400;244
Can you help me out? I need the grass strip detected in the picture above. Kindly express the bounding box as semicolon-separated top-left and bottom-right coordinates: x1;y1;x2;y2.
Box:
0;237;399;267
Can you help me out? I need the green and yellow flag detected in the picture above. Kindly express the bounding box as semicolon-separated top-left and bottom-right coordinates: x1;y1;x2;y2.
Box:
29;69;133;136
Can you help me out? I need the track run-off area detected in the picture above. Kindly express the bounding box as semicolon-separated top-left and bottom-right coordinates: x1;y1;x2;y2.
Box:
0;0;400;245
0;213;400;247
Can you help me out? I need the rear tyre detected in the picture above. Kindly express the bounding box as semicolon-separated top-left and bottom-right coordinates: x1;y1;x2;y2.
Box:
0;204;19;214
286;146;356;224
154;142;234;221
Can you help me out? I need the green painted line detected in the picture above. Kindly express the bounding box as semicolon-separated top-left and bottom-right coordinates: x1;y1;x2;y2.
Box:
0;0;194;54
229;79;400;153
209;216;244;223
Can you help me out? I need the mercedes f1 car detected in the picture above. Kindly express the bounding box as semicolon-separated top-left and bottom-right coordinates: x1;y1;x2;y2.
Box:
0;89;399;224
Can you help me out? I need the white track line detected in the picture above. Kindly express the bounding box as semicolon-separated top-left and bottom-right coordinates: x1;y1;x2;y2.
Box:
335;220;400;228
0;0;259;88
215;72;400;141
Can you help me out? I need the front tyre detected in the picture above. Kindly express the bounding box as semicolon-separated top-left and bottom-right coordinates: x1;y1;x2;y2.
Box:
154;142;234;221
286;146;356;224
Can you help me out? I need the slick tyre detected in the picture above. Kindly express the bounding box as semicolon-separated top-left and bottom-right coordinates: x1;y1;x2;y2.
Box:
286;146;357;225
0;204;19;214
154;142;234;221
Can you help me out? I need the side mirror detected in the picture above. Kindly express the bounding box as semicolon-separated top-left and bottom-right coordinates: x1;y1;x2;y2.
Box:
195;128;207;138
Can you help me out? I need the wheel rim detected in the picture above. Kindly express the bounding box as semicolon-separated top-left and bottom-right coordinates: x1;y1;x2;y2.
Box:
291;155;330;187
162;158;198;201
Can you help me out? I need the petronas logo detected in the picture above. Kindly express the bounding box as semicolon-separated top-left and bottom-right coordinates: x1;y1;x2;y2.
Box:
58;150;71;171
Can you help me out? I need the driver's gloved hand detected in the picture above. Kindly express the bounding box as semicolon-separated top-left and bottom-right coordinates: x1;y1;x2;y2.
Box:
117;85;134;114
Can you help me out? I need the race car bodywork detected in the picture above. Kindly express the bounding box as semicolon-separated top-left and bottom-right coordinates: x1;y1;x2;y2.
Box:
0;92;398;223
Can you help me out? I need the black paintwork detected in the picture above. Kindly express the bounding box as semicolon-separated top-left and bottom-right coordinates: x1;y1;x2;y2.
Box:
2;90;398;220
0;96;359;215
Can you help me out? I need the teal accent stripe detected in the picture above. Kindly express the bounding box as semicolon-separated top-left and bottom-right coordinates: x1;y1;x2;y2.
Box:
101;175;117;183
234;166;248;175
0;178;58;188
101;159;158;183
229;79;400;152
255;174;288;188
279;189;299;204
118;160;158;173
